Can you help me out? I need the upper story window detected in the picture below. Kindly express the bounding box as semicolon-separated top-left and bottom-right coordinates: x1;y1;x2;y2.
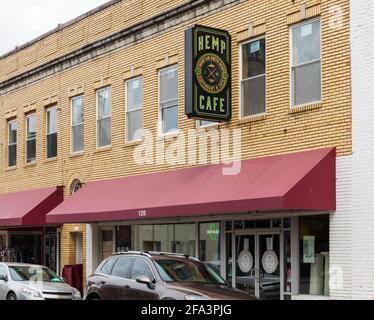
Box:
125;77;143;142
159;65;178;135
46;106;58;159
8;120;17;167
96;87;112;148
291;19;321;107
26;113;36;163
71;96;84;153
241;38;266;117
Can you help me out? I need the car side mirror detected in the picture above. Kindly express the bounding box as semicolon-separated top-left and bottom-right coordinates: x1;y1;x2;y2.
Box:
0;274;8;282
136;275;155;290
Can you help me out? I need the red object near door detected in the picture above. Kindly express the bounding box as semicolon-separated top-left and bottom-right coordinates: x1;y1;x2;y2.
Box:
62;264;83;295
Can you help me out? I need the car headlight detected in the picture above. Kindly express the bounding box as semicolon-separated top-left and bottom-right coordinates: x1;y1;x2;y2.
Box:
21;288;42;298
185;295;210;300
73;289;81;299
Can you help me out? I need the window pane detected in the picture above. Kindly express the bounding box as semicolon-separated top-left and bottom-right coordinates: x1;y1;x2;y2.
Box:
97;88;112;119
8;144;16;167
160;67;178;103
127;78;142;111
72;97;84;125
127;109;142;142
27;115;36;139
47;108;57;134
199;222;221;272
97;117;112;147
174;224;196;257
27;139;36;162
199;120;217;127
162;105;178;134
111;257;133;279
299;215;330;296
242;75;266;116
47;133;57;158
242;38;266;79
8;121;17;144
100;258;117;275
72;124;84;153
130;259;154;282
293;61;321;106
293;20;321;65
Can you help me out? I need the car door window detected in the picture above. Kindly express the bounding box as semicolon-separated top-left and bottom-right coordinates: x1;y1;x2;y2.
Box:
111;257;133;279
0;266;7;278
100;258;117;275
130;259;154;282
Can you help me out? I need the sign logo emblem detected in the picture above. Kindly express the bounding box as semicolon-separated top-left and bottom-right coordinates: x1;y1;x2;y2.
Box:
206;223;220;240
196;54;229;94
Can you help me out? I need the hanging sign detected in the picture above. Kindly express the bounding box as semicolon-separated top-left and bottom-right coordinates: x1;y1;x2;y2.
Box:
185;25;231;121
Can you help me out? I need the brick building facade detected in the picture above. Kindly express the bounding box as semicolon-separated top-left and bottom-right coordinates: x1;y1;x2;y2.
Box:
1;0;370;300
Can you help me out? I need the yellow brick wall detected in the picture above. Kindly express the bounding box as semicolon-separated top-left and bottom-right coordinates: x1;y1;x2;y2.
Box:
0;0;187;82
0;0;351;278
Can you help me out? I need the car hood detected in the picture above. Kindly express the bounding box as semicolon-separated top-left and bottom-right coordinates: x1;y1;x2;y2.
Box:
164;282;256;300
20;281;75;292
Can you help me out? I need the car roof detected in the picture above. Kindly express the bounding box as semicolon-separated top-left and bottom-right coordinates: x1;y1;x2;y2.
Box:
1;262;46;268
110;251;199;261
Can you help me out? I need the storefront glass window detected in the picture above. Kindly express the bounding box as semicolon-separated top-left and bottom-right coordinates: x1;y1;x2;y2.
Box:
135;224;196;256
199;222;221;272
284;230;292;295
115;226;132;252
299;215;330;296
8;233;42;265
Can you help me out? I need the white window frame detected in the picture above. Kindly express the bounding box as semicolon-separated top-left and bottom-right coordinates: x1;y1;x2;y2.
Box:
70;95;84;154
7;119;17;167
197;119;219;129
96;87;112;149
290;18;322;108
239;36;267;119
26;113;37;163
125;77;143;143
158;65;179;137
46;105;58;159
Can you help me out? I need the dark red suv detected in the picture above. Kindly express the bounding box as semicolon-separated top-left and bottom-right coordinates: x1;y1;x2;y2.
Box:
85;251;255;300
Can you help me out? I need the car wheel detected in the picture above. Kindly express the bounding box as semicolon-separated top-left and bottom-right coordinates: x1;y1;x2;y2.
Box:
7;292;17;300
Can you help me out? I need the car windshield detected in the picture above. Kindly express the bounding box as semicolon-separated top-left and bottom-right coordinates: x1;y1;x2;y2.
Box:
8;266;63;283
154;258;226;285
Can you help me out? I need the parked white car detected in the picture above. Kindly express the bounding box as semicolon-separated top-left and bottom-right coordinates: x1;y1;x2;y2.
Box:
0;262;81;300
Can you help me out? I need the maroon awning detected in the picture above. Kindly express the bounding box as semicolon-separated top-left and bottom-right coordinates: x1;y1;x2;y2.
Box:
47;148;336;224
0;187;63;227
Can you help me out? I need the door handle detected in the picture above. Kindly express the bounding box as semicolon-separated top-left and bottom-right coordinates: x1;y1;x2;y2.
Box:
99;281;106;285
124;285;131;289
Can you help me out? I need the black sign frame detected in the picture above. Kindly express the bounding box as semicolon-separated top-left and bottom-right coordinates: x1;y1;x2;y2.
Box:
185;25;232;121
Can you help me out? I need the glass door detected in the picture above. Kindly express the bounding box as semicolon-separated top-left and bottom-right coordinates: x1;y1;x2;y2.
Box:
234;231;281;300
235;234;256;296
258;233;281;300
45;233;57;272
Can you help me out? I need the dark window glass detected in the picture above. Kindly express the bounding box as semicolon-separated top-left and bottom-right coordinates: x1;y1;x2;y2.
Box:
8;145;17;167
47;133;57;158
8;121;17;167
26;114;36;163
100;258;117;275
27;140;36;163
46;107;58;159
129;258;154;281
299;215;329;296
111;257;133;279
115;226;132;252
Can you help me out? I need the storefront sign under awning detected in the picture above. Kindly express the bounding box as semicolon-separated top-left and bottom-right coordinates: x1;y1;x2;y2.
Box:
0;187;63;227
46;148;336;224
